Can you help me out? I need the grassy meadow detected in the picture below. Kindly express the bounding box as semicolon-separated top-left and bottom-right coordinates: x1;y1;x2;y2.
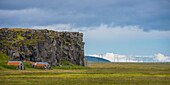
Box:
0;62;170;85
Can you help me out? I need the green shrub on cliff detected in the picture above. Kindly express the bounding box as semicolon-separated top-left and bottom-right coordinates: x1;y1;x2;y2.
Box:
17;34;25;40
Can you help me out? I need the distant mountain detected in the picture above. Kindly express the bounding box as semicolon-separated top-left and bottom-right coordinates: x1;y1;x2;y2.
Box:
85;56;111;62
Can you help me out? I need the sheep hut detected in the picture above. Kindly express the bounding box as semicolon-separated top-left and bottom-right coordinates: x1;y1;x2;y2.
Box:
7;61;25;70
31;62;51;69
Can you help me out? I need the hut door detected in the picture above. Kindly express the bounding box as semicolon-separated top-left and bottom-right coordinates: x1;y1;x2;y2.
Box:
20;63;22;70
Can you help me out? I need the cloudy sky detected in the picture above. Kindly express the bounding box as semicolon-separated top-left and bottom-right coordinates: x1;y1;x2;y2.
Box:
0;0;170;62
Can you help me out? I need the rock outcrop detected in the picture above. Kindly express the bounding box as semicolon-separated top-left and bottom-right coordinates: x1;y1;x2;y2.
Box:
0;28;88;67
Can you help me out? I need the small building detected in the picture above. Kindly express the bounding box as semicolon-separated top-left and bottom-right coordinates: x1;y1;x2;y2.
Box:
31;62;51;69
7;61;25;70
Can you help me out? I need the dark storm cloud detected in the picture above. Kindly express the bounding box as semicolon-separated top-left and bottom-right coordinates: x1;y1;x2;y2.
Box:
0;0;170;31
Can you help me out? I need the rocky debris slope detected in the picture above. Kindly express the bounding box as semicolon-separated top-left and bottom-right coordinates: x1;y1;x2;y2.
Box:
0;28;88;67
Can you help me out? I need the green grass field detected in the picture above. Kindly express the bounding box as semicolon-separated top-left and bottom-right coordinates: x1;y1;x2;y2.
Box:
0;62;170;85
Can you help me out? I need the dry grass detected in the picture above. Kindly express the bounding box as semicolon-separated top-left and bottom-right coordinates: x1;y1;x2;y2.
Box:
8;28;32;31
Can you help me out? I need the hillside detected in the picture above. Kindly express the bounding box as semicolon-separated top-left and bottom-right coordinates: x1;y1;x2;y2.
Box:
0;28;88;67
85;56;111;62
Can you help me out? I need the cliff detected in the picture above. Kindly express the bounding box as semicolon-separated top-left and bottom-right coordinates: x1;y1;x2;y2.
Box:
0;28;88;67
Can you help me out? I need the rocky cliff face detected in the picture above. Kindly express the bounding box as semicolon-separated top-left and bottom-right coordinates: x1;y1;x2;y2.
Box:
0;28;88;67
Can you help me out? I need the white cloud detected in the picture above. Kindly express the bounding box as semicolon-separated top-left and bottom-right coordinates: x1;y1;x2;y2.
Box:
154;53;170;62
32;24;74;31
